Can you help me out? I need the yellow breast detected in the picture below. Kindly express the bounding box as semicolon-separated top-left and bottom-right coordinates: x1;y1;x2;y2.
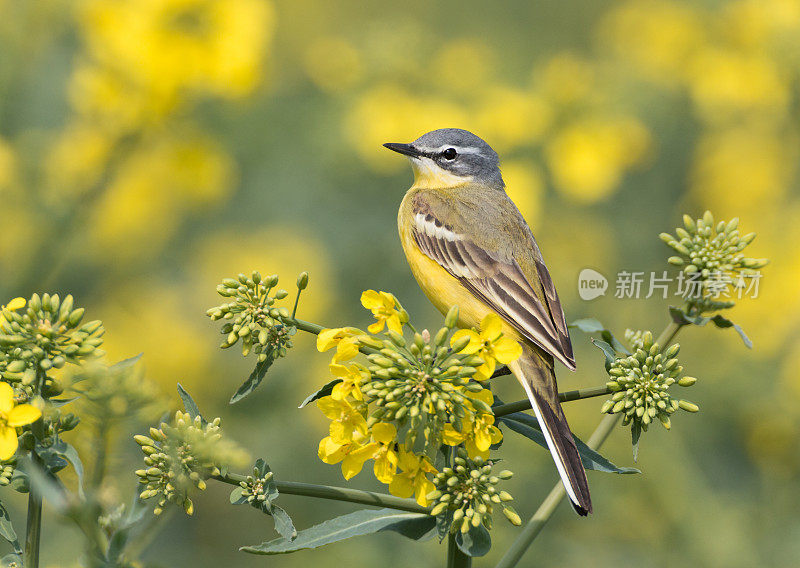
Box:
398;188;517;336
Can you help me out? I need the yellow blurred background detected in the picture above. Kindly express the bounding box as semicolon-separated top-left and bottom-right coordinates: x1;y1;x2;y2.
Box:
1;0;799;566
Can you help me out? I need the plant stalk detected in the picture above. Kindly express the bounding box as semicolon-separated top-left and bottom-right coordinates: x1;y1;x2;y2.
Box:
214;473;429;514
493;385;610;417
447;532;472;568
494;316;686;568
24;452;43;568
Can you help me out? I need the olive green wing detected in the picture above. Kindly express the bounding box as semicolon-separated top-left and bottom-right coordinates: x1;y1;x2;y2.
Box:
410;203;576;370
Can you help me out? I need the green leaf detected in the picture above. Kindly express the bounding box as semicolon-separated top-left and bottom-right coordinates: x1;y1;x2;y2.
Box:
299;379;341;408
241;509;435;555
668;307;752;348
230;486;246;505
435;511;453;543
591;339;618;370
0;501;21;554
497;413;639;474
631;422;642;462
271;505;297;541
52;440;85;498
456;522;491;557
230;348;277;404
568;318;605;333
571;319;630;355
176;383;206;424
19;457;69;513
110;353;143;370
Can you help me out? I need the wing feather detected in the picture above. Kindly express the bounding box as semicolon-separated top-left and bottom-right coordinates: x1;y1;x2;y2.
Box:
412;210;576;370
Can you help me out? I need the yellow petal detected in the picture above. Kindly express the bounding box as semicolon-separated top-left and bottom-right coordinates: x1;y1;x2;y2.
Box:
7;404;41;427
475;358;496;380
0;383;14;415
6;298;25;311
342;443;377;479
481;314;503;341
373;455;397;484
470;389;494;406
0;427;18;461
386;314;403;335
360;290;382;310
473;426;492;452
414;476;435;506
389;474;415;499
371;422;397;444
451;329;481;354
367;320;385;334
316;396;343;419
318;437;346;464
441;423;466;446
317;328;342;351
493;337;523;364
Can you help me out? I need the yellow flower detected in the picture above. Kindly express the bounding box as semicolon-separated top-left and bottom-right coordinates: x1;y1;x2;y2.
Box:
451;314;522;380
0;383;41;460
329;363;367;401
388;449;437;506
360;290;404;334
318;432;370;480
442;416;503;461
344;422;399;484
317;327;362;362
0;297;25;332
316;397;367;444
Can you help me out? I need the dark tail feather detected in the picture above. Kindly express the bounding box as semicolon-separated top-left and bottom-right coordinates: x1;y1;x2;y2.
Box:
509;348;593;515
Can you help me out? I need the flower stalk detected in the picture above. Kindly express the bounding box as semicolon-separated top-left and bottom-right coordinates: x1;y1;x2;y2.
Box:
214;472;429;514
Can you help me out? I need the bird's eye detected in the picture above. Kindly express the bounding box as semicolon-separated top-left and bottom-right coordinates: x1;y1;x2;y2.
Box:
442;147;457;160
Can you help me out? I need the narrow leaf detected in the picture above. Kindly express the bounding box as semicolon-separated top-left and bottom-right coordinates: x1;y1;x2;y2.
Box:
176;383;205;424
498;413;639;474
53;440;85;498
0;501;20;554
568;318;605;333
241;509;435;555
110;353;143;370
270;505;297;541
230;350;277;404
299;379;341;408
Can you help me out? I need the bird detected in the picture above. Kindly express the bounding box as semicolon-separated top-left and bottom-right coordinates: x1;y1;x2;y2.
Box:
385;128;592;515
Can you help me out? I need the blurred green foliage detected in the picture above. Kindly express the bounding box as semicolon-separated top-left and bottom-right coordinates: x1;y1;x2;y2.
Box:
0;0;798;566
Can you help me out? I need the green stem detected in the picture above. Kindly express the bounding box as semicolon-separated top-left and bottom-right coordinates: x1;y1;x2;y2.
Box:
214;473;429;514
493;385;610;417
447;532;472;568
494;413;619;568
24;452;43;568
494;315;688;568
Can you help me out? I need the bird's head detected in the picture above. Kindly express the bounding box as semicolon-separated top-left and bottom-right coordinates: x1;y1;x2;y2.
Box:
384;128;504;190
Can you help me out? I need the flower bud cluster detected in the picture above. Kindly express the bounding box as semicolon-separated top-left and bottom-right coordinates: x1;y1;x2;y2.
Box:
428;449;520;533
601;330;698;432
661;211;767;277
207;272;299;361
135;411;247;516
239;466;277;507
0;294;104;385
0;458;15;486
360;307;491;450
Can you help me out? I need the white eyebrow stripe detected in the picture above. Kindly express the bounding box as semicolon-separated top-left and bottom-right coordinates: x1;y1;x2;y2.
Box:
417;145;482;156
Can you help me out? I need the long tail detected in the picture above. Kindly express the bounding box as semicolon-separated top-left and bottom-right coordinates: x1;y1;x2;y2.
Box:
507;344;592;515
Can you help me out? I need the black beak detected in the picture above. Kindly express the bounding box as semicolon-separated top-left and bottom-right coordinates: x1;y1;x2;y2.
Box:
383;142;424;158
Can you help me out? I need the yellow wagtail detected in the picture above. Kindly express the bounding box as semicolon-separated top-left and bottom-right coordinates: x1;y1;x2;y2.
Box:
385;128;592;515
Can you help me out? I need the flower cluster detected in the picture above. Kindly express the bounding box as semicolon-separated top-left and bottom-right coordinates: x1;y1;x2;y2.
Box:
135;411;247;515
428;449;520;534
601;330;698;456
238;467;277;508
661;211;768;311
207;272;304;361
315;291;521;506
0;294;104;390
0;458;15;486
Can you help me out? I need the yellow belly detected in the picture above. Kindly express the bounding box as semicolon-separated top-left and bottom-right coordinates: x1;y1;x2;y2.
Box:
397;191;522;340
